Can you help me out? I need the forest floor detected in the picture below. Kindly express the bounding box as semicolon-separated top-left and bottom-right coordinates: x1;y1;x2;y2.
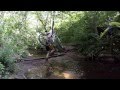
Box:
7;45;120;79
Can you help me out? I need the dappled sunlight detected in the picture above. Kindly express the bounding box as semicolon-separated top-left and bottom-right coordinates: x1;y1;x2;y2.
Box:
61;71;80;79
51;71;78;79
62;72;71;79
50;71;73;79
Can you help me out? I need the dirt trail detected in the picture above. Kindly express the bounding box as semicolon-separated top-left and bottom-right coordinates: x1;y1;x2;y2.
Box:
8;45;83;79
8;45;120;79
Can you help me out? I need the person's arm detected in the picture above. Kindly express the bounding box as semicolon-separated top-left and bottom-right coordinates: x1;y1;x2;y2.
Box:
51;18;54;35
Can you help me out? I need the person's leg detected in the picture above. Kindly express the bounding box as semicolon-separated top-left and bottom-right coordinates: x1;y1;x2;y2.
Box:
50;48;55;56
46;51;50;62
45;45;55;63
49;45;55;56
45;45;50;63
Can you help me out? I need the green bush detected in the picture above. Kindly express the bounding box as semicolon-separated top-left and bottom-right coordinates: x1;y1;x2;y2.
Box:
0;47;15;65
0;44;16;74
0;62;5;75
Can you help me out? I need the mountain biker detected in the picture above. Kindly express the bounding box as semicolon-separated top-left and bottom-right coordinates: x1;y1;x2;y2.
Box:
45;28;55;63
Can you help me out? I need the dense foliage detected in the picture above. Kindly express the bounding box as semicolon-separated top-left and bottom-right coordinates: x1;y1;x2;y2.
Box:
0;11;120;77
57;11;120;58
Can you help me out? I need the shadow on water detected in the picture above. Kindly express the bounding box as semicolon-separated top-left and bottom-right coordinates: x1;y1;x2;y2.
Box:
77;57;120;79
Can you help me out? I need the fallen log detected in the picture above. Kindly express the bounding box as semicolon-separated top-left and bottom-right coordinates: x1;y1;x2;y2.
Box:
17;53;65;62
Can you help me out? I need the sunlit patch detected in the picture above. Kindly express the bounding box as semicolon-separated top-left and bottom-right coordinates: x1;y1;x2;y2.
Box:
63;73;70;79
28;53;33;56
62;72;71;79
62;71;79;79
